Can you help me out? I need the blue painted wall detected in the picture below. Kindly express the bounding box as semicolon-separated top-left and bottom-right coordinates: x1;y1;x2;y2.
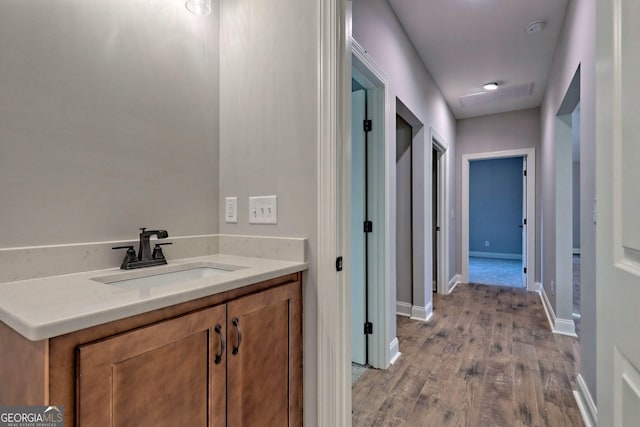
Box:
469;157;523;256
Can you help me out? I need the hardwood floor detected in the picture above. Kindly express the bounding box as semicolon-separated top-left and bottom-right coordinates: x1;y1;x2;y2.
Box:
352;283;583;427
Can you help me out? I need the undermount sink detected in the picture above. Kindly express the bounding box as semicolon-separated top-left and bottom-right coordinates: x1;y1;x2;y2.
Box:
92;262;245;291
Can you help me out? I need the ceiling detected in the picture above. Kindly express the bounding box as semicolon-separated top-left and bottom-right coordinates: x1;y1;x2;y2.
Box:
387;0;569;119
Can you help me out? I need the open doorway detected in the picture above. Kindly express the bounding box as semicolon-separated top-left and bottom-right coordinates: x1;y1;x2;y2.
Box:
462;148;536;291
431;129;450;295
395;100;433;322
349;41;394;381
467;157;526;288
551;66;581;337
395;114;413;315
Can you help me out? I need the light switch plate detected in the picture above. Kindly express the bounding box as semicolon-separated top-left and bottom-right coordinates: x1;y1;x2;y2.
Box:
225;197;237;223
249;195;277;224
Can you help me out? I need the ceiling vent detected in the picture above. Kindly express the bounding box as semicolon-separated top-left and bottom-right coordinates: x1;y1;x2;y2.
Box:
459;83;535;108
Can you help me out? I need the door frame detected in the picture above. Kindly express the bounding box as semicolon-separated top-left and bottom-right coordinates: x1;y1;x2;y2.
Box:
461;148;536;291
431;128;450;294
351;38;393;369
316;0;349;424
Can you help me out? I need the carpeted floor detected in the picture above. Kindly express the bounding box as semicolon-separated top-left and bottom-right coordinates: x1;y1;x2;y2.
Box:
573;254;581;335
573;254;580;315
468;257;524;288
352;363;368;385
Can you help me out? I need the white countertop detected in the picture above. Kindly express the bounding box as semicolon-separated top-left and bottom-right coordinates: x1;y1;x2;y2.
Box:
0;254;307;341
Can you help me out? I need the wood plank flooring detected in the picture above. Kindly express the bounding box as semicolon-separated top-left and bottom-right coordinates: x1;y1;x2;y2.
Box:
352;283;584;427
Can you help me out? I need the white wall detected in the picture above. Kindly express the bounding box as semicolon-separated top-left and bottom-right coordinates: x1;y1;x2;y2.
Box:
0;0;220;248
218;0;318;423
540;0;596;403
456;108;542;282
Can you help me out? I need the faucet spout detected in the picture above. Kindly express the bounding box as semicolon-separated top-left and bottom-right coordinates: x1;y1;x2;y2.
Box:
138;228;169;261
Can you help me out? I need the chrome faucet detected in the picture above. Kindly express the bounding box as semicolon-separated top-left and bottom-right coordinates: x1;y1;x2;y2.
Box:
112;228;172;270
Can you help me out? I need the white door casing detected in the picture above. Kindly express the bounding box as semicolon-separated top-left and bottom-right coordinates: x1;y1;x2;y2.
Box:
317;0;349;425
351;39;394;369
596;0;640;425
462;148;536;291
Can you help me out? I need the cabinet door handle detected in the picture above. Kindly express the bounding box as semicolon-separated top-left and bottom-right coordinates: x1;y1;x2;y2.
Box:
232;317;242;355
214;324;225;365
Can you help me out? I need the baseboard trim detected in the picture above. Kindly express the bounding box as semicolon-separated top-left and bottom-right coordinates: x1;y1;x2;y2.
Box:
396;301;412;317
410;302;433;322
539;286;578;337
448;274;461;294
532;282;542;293
389;337;401;365
469;251;522;260
574;374;597;427
555;318;578;337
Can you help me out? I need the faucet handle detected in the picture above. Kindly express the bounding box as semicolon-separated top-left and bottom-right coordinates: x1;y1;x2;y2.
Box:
112;246;138;269
152;242;173;260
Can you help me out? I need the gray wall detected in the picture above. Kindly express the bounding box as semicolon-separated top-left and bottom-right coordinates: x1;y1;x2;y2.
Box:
456;108;541;281
218;0;318;423
540;0;596;402
396;116;413;305
0;1;220;248
469;158;523;256
353;0;457;289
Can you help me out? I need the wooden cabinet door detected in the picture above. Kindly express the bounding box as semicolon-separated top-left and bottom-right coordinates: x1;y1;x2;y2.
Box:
76;305;227;427
227;281;302;427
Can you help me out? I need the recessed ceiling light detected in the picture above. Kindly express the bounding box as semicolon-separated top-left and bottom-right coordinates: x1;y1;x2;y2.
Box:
526;21;545;34
483;82;499;91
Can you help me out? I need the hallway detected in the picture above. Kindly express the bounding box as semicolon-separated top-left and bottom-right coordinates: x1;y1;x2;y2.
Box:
352;284;583;426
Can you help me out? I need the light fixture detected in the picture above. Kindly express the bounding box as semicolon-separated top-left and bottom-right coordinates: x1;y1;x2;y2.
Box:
185;0;211;16
483;82;499;91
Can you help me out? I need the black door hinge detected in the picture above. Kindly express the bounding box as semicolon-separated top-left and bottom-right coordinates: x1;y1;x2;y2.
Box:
363;120;372;132
364;221;373;233
364;322;373;335
524;267;527;274
336;256;343;272
523;170;527;176
524;218;527;225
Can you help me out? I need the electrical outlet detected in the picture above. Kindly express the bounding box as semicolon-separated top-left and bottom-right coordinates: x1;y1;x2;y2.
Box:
225;197;237;223
485;240;490;247
249;195;277;224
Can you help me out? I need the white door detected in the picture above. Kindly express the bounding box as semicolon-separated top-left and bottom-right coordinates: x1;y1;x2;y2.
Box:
522;156;527;288
351;89;366;365
597;1;640;425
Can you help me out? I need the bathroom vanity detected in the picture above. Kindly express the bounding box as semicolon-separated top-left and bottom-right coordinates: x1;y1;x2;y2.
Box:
0;252;305;426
